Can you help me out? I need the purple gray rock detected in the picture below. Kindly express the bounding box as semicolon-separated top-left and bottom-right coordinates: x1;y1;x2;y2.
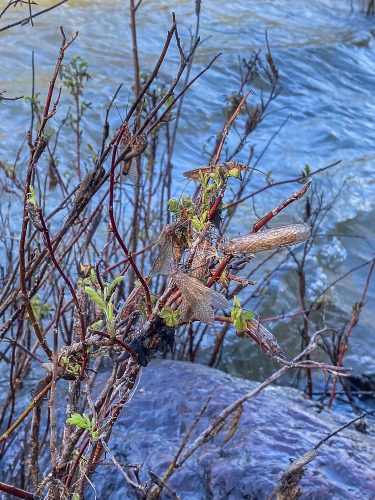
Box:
89;360;375;499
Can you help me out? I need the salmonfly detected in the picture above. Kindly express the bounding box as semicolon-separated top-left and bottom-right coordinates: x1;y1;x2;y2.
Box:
219;224;311;255
183;161;250;180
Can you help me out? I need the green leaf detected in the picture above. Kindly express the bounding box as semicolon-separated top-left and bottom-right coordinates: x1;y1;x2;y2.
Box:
27;186;37;207
67;413;90;430
181;195;196;215
89;320;103;330
191;217;204;231
234;317;246;331
205;183;216;195
265;170;273;185
166;94;175;107
77;277;91;287
201;210;209;223
233;295;241;308
91;430;99;442
87;143;97;162
106;299;114;323
230;296;254;332
167;198;180;216
84;287;106;311
199;172;210;188
160;306;180;327
242;310;254;320
108;275;123;293
226;168;241;179
299;164;312;183
165;315;178;327
30;296;51;321
83;413;91;428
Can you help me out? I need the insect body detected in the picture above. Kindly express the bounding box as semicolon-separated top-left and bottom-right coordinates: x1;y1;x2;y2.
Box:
183;161;250;180
220;224;311;255
246;318;283;355
121;133;147;182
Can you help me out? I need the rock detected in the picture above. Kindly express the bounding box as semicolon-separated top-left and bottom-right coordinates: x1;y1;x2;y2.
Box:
348;372;375;394
89;360;375;499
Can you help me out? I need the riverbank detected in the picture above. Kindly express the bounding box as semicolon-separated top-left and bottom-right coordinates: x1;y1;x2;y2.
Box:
88;359;375;499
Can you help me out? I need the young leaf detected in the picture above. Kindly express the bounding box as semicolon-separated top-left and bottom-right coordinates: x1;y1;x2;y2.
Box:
191;217;204;231
89;320;103;330
168;198;180;216
231;295;254;333
27;186;37;207
226;167;241;179
108;275;123;293
242;310;255;320
84;287;106;311
67;413;90;430
160;306;180;327
106;298;114;323
83;413;91;429
233;295;241;308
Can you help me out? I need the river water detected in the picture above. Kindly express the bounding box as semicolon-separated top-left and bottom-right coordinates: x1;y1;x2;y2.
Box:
0;0;374;380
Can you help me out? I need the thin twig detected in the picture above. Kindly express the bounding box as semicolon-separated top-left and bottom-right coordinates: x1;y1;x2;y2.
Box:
0;0;69;32
328;258;375;407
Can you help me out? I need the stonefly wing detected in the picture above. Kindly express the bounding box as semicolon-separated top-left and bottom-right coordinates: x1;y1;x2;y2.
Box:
173;269;228;324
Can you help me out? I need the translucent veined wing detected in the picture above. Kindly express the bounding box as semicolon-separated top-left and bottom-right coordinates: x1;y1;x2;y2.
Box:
150;222;185;276
150;232;174;276
121;134;147;184
220;224;311;255
173;269;228;324
190;242;215;282
124;157;138;183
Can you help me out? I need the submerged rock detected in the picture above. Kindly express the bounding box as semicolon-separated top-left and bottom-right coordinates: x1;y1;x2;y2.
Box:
90;360;375;499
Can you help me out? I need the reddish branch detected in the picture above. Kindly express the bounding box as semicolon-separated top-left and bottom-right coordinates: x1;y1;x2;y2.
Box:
208;185;225;221
226;160;341;211
0;19;178;332
252;180;311;232
328;258;375;407
0;481;35;500
108;124;152;316
37;208;88;376
19;28;77;361
212;90;252;165
68;362;141;493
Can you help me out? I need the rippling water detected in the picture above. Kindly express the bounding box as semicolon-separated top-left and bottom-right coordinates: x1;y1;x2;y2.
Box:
0;0;374;377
